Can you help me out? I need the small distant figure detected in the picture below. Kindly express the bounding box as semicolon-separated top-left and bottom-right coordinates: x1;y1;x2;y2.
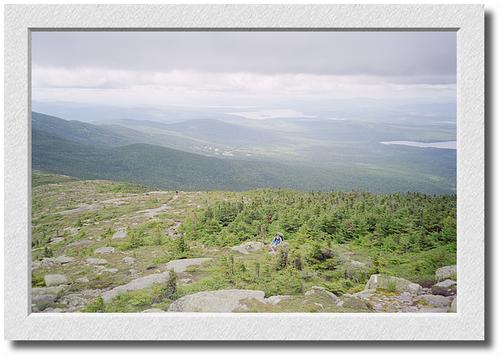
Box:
270;232;283;253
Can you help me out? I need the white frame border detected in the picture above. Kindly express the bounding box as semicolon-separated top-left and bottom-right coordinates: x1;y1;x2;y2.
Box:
4;4;484;341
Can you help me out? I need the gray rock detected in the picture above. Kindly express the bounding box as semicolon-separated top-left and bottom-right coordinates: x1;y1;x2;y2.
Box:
169;289;265;312
94;247;115;254
112;229;127;239
449;296;457;313
122;256;136;265
416;294;451;308
432;279;457;296
60;294;87;307
33;258;58;270
165;258;212;273
32;285;67;298
435;265;457;281
336;294;371;311
101;268;118;274
56;255;74;264
101;272;173;302
86;257;108;265
32;294;56;310
365;274;421;295
75;277;89;284
231;241;264;255
304;286;339;303
353;289;376;300
264;295;291;305
44;274;69;286
49;236;65;244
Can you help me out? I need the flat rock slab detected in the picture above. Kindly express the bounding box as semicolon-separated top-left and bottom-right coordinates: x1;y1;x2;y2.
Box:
169;289;266;312
44;274;69;286
165;258;212;273
59;203;101;215
231;241;264;255
136;204;170;218
101;272;172;303
95;247;115;255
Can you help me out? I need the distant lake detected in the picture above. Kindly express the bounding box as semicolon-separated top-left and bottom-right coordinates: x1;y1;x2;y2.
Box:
380;141;456;150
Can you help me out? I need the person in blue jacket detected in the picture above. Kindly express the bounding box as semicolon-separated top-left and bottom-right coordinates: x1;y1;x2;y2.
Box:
270;232;283;253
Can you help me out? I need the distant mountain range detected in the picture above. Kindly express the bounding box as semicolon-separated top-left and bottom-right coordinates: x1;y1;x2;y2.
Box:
31;112;456;193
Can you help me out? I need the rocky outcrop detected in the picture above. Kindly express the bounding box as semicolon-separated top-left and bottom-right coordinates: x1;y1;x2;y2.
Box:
101;272;173;303
432;279;457;296
165;258;212;273
169;289;265;312
365;274;421;295
231;241;264;255
435;265;456;281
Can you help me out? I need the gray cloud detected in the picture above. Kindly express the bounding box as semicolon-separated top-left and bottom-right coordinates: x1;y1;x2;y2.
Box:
32;31;456;82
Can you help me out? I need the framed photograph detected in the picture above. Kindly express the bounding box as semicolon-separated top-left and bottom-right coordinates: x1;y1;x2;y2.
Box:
4;4;484;340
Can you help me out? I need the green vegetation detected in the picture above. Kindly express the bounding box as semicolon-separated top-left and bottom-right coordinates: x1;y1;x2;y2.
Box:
32;172;456;313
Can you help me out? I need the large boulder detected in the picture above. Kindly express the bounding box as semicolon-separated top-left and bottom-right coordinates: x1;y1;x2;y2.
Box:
435;265;457;281
169;289;265;312
165;258;212;273
231;241;264;255
432;279;457;296
365;274;421;295
44;274;69;286
101;272;173;303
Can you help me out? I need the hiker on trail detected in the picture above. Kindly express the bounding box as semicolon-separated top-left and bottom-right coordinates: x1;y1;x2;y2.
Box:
270;232;283;253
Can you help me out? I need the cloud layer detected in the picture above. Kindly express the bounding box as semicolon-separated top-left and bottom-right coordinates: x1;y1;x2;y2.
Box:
31;31;456;109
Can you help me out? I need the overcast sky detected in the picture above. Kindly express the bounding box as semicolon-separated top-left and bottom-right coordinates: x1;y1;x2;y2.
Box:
32;31;456;112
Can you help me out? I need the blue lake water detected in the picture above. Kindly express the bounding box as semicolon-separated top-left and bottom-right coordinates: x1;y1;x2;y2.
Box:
380;141;456;150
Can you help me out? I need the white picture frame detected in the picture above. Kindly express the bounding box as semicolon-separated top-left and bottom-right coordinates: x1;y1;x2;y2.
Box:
4;4;484;341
